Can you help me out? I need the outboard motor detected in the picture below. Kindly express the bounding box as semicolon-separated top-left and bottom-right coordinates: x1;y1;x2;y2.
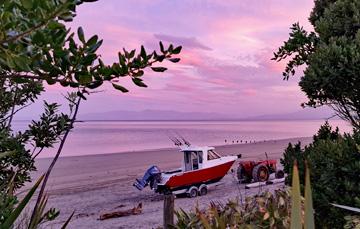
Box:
133;165;161;191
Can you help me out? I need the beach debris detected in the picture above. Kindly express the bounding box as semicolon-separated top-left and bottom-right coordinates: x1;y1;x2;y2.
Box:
99;203;142;220
75;212;95;219
245;177;285;189
114;204;126;209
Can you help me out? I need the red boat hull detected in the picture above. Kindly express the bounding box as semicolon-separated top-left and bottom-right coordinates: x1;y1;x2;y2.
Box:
165;160;235;190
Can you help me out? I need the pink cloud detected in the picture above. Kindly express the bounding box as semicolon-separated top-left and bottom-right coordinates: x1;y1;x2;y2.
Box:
41;0;316;117
243;88;257;96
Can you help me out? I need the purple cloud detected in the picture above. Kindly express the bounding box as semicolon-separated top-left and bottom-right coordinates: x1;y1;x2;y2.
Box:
154;34;212;51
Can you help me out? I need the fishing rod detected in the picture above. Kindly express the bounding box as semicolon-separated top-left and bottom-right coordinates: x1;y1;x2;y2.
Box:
166;131;182;146
175;131;191;147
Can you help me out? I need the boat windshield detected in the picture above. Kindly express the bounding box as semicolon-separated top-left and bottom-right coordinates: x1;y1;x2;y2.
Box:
183;151;202;171
207;150;221;160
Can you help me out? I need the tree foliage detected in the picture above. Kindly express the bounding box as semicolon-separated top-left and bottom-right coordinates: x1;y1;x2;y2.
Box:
0;0;181;93
273;0;360;129
0;0;182;227
281;123;360;228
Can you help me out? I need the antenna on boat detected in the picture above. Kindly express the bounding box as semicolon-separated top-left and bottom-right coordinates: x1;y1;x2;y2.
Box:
175;132;191;147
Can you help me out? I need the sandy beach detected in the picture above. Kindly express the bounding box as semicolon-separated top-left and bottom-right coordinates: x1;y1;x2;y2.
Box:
28;137;311;229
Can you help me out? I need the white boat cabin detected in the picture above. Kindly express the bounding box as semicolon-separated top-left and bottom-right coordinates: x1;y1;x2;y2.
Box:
180;146;223;171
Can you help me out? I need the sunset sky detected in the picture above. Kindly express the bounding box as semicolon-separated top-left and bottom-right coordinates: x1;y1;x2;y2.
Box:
37;0;317;118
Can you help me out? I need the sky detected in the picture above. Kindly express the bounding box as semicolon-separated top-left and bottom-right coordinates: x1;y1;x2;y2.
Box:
36;0;317;118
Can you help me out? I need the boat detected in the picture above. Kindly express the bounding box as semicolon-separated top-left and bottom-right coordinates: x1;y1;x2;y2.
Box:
134;138;241;197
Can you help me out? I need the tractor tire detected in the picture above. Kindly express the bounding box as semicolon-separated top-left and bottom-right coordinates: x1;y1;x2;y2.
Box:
275;170;285;179
252;164;269;182
237;165;251;183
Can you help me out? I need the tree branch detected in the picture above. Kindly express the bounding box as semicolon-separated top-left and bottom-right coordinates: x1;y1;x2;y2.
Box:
32;147;44;159
30;94;82;224
0;6;66;45
0;73;56;82
0;103;33;124
6;84;17;128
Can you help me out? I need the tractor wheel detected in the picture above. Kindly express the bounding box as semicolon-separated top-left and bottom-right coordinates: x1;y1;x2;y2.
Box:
252;164;269;182
237;165;251;183
275;170;285;179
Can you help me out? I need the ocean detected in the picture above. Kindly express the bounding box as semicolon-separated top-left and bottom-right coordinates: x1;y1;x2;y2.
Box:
13;120;352;158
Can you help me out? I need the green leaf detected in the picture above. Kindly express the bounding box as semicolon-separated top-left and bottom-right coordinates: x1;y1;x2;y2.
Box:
197;210;211;229
172;46;182;54
168;58;180;63
0;150;15;159
304;162;315;229
129;49;135;59
2;175;44;228
98;59;105;67
48;21;65;30
132;78;147;87
118;52;126;66
155;55;165;62
20;0;33;9
61;211;75;229
151;67;167;72
82;54;97;65
112;83;129;93
77;27;85;43
87;40;103;53
123;49;130;58
140;45;147;59
78;74;92;85
168;44;174;52
46;78;57;85
69;82;79;88
87;80;103;89
86;35;98;47
13;77;30;84
77;91;87;100
59;12;74;22
13;56;31;71
159;41;165;53
133;70;144;77
60;80;70;87
290;162;302;229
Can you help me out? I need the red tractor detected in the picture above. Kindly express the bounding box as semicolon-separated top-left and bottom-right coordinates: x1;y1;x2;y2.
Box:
236;159;284;183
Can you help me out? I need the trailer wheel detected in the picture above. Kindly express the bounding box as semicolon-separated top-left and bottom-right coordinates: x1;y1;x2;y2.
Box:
199;185;208;196
188;186;198;198
252;164;269;182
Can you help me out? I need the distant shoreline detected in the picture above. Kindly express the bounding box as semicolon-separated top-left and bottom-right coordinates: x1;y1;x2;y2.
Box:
77;119;339;122
13;118;341;122
35;136;311;160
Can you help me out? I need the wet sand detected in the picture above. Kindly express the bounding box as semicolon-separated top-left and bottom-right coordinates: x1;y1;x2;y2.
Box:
28;137;311;228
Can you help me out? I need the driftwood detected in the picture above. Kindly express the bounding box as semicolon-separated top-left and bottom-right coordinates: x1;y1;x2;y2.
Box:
245;177;286;189
99;203;142;220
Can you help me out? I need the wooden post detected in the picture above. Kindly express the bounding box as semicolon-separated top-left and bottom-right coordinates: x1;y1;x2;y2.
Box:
163;193;175;229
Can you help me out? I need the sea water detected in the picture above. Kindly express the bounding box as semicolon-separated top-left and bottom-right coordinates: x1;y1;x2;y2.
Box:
12;120;352;158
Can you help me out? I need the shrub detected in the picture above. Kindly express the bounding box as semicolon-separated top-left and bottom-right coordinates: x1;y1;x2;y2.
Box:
281;122;360;228
173;189;298;229
344;215;360;229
